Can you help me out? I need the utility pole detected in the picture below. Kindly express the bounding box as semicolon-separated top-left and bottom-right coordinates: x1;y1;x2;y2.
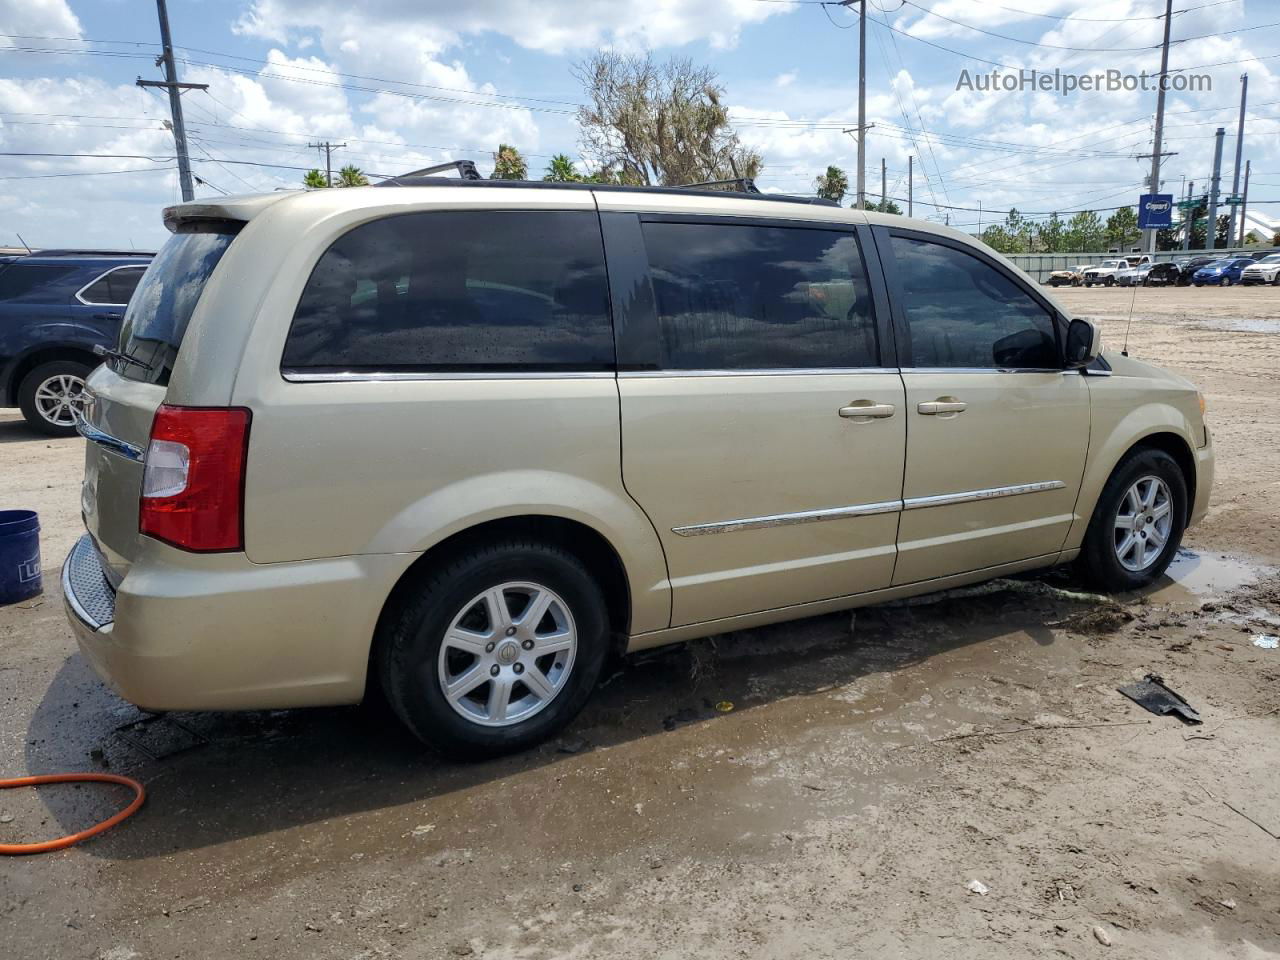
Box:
308;141;347;187
838;0;869;208
978;200;983;237
136;0;206;203
1208;127;1225;251
1182;179;1194;251
1239;159;1251;246
1228;73;1248;245
880;157;886;212
1143;0;1174;253
908;156;913;217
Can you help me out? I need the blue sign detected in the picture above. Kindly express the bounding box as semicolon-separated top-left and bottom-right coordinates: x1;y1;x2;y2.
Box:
1138;193;1174;229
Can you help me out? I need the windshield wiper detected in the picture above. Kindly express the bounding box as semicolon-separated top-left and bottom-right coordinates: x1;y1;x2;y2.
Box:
93;343;154;372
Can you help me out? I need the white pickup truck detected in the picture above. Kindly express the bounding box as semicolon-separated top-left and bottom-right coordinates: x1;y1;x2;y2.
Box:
1083;255;1153;287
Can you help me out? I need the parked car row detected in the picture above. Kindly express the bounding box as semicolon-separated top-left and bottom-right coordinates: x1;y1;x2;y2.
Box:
1045;251;1280;288
0;249;154;434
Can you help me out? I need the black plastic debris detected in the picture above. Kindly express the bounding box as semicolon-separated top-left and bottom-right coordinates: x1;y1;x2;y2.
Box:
1117;673;1202;725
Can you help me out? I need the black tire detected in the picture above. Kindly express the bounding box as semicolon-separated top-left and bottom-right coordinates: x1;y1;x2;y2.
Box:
376;540;609;758
17;360;92;437
1105;276;1115;287
1222;276;1233;287
1272;274;1280;286
1078;447;1188;592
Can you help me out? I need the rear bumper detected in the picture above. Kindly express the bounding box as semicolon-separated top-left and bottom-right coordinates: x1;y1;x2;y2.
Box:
62;533;413;711
1190;431;1214;529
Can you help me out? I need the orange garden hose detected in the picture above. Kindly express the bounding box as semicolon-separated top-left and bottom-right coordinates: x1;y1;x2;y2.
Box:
0;773;145;855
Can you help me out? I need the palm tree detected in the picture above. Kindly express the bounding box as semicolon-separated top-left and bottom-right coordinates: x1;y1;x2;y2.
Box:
491;144;528;180
542;154;581;182
303;169;328;189
336;164;369;187
814;165;849;204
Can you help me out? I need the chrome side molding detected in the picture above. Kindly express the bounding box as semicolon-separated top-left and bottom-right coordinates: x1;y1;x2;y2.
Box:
672;481;1066;536
75;413;144;463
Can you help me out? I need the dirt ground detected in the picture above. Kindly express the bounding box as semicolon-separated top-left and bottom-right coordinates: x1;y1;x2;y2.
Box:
2;285;1279;960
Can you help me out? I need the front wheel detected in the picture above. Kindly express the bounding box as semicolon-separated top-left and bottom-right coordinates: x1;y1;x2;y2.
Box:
376;541;609;758
17;360;92;437
1078;448;1188;591
1105;276;1116;287
1222;276;1233;287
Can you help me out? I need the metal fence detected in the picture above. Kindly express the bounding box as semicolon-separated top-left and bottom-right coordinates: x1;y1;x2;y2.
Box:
1006;247;1273;283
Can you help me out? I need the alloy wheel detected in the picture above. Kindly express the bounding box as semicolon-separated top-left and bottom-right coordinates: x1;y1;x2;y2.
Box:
436;581;578;727
33;374;87;428
1113;475;1174;572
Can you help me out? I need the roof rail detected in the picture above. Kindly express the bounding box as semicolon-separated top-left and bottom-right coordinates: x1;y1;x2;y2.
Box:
377;160;482;186
674;177;762;194
21;249;155;258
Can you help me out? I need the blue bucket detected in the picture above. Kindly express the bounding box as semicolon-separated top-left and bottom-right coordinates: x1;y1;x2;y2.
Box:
0;510;42;605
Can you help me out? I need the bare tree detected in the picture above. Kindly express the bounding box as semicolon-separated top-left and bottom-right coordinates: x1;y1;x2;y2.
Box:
574;52;762;187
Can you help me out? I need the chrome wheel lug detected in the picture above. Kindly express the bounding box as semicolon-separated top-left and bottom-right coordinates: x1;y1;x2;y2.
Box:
485;642;495;653
513;663;524;675
490;664;500;677
506;627;516;636
521;639;534;650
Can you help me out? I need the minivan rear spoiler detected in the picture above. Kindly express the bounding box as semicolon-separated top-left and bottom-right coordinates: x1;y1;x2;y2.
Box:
162;193;296;233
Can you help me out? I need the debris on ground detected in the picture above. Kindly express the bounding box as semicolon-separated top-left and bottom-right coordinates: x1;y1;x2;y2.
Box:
1117;673;1202;725
1093;925;1113;946
1253;634;1279;650
966;879;990;896
715;700;734;713
555;735;588;754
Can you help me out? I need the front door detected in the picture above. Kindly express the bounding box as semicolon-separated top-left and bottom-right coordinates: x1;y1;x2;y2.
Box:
601;210;906;628
877;228;1090;585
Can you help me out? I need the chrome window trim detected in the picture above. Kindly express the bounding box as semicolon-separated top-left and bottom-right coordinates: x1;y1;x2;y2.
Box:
674;480;1067;536
282;370;615;382
621;367;900;379
900;366;1065;375
74;264;147;307
74;414;144;462
671;499;903;537
903;480;1065;511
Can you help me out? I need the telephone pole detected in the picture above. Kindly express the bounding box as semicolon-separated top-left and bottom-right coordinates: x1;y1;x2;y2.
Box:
308;141;347;186
908;156;913;217
1182;179;1194;251
136;0;206;202
839;0;869;209
1143;0;1174;253
1239;159;1251;246
880;157;886;212
1228;73;1247;244
1208;127;1225;251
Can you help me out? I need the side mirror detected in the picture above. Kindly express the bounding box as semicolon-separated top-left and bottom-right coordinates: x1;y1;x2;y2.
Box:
1064;318;1102;369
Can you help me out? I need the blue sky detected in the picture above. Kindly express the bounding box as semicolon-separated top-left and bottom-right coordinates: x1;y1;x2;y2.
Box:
2;0;1277;247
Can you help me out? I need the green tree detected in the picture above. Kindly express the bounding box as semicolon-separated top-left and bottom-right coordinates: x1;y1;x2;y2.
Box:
574;51;762;186
867;198;902;215
542;153;582;182
303;169;328;188
1064;210;1104;251
491;144;528;180
335;164;369;187
980;225;1018;255
814;165;848;204
1038;212;1064;253
1104;206;1139;250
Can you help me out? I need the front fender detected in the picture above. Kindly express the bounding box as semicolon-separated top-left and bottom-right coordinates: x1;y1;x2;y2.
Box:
370;469;671;635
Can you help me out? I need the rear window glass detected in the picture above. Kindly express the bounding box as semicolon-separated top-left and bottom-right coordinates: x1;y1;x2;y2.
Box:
281;210;613;373
0;263;80;303
114;223;240;385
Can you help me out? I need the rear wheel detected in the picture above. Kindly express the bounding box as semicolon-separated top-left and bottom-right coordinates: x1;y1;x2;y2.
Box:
376;541;609;758
1222;276;1233;287
1078;448;1187;591
17;360;92;437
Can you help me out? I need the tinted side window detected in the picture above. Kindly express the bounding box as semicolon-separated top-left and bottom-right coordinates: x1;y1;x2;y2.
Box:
640;221;878;370
0;264;80;303
108;266;146;304
890;236;1058;369
283;211;613;372
79;273;115;304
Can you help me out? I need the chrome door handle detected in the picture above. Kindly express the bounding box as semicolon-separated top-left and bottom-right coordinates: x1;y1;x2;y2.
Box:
917;399;967;415
838;401;896;420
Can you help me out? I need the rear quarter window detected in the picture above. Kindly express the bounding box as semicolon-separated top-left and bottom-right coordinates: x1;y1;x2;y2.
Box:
0;263;81;303
281;210;614;373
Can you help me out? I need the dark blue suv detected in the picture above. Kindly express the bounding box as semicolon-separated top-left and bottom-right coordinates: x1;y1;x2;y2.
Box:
0;250;153;435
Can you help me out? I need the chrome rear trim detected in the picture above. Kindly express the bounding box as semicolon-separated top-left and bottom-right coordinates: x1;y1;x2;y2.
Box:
75;414;144;462
671;499;903;537
903;480;1066;511
62;533;116;629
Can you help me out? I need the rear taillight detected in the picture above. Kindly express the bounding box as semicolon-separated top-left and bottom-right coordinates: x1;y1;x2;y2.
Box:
140;405;251;552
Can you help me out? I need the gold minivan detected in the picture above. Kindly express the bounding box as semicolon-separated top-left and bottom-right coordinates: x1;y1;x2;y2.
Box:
63;179;1213;756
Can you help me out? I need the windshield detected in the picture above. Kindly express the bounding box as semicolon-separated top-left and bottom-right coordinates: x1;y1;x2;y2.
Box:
114;221;241;385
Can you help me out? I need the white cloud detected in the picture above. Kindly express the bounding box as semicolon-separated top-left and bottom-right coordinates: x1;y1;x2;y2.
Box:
234;0;786;55
775;72;797;88
0;0;82;47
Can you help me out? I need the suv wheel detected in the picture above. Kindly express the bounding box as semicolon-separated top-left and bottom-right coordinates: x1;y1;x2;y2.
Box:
1078;448;1187;591
1105;276;1115;287
377;541;609;758
17;360;92;437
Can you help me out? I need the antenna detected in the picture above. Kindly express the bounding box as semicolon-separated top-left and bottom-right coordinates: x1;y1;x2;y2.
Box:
1121;280;1139;356
15;232;32;254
